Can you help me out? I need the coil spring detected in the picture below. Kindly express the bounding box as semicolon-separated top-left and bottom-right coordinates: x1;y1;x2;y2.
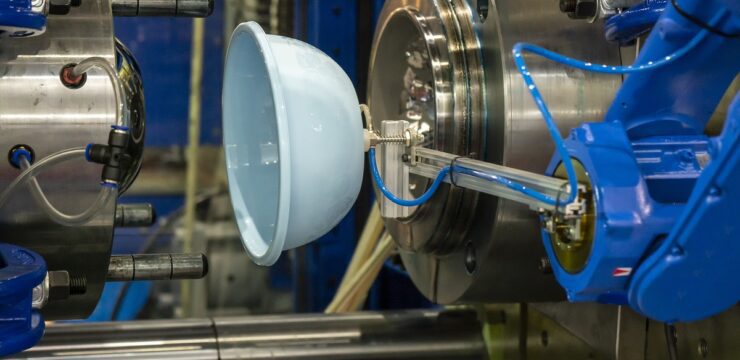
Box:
376;135;406;144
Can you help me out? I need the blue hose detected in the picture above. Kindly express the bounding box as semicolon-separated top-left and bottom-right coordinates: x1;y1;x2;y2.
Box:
368;148;451;207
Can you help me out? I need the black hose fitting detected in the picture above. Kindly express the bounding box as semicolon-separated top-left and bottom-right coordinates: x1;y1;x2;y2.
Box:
86;127;133;185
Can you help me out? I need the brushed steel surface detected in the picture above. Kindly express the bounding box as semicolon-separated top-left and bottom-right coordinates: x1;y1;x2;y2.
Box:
18;310;486;359
369;0;622;303
0;0;118;319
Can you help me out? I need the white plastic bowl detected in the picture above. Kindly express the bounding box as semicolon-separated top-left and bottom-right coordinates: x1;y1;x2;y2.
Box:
222;22;364;266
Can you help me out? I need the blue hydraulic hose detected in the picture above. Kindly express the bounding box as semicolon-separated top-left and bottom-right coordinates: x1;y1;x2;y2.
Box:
368;147;451;207
369;10;722;208
453;166;559;205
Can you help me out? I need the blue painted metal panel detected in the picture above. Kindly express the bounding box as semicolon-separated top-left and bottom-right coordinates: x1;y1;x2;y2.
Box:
629;94;740;323
301;0;358;85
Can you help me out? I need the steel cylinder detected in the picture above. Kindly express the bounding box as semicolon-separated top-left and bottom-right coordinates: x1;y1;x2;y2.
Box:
17;310;486;360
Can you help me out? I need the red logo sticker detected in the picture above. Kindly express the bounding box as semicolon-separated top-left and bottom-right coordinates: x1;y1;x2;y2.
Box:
612;267;632;277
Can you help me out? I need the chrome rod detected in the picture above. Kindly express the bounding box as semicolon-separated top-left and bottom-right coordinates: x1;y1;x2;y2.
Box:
107;254;208;282
411;148;570;211
18;310;485;359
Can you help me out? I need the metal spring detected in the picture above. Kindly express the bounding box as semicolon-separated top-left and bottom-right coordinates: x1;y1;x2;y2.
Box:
376;135;406;144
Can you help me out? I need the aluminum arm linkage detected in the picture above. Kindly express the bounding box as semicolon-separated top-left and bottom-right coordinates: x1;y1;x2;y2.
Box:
410;147;569;212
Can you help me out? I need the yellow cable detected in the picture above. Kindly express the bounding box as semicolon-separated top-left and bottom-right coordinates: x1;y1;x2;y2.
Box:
325;203;384;313
181;18;205;318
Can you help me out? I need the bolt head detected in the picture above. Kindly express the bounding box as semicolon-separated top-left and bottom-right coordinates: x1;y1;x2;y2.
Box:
48;271;71;301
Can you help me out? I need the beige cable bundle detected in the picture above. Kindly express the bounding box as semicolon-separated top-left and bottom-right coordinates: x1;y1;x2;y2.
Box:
326;203;396;313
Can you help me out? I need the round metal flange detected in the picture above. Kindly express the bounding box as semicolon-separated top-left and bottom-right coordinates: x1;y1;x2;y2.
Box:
368;0;484;256
369;0;623;304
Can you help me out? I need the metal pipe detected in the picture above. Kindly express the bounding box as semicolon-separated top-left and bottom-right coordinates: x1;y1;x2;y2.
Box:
107;254;208;281
112;0;214;17
18;310;485;359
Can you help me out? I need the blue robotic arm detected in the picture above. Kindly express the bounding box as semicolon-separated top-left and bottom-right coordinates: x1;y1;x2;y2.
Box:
543;0;740;322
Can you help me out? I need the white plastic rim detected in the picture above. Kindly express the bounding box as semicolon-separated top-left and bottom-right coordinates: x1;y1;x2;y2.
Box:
223;22;291;266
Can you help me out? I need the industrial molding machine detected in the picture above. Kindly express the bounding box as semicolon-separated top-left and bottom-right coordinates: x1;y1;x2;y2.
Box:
0;0;737;358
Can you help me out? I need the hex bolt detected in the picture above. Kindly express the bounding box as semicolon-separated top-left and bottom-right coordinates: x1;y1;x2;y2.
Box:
47;271;71;301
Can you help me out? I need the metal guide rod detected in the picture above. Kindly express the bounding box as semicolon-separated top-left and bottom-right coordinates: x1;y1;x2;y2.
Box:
107;253;208;281
112;0;214;17
410;148;570;211
18;310;485;360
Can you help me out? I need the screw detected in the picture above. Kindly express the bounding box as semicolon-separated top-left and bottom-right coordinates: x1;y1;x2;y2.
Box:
698;338;709;358
70;276;87;295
